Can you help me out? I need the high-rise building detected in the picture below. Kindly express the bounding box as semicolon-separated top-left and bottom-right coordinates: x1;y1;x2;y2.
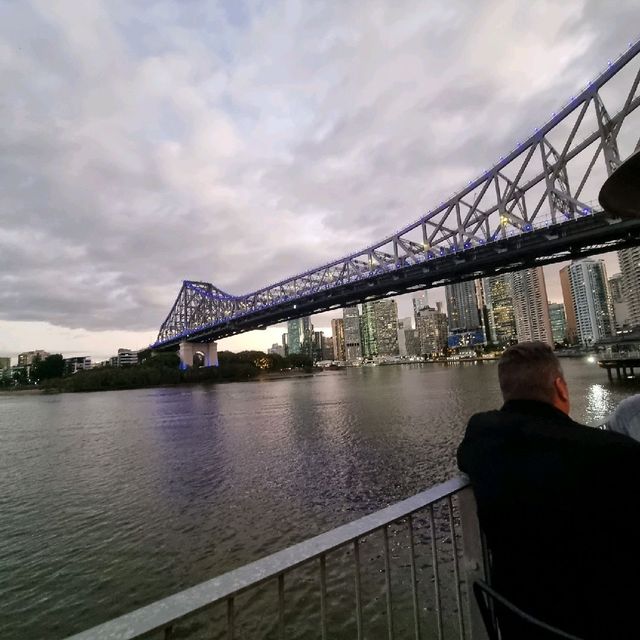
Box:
398;317;421;357
281;333;288;356
360;302;377;358
116;348;138;367
374;299;399;356
608;272;631;329
412;291;429;319
343;306;362;361
548;303;567;345
268;343;285;357
302;318;314;358
559;269;578;344
398;318;422;357
618;247;640;327
416;306;449;356
397;317;411;357
484;275;517;346
404;329;421;357
313;331;325;361
63;356;92;375
511;267;553;345
287;317;313;356
17;350;50;366
609;272;624;302
320;336;331;361
321;336;334;361
331;318;346;361
475;278;494;343
287;319;303;354
0;357;10;370
446;281;481;332
560;259;614;346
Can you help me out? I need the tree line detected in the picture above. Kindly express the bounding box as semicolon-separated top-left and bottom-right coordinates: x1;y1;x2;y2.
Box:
2;350;314;393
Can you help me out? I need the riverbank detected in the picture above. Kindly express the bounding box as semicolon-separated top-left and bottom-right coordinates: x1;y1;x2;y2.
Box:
0;350;318;394
1;365;320;395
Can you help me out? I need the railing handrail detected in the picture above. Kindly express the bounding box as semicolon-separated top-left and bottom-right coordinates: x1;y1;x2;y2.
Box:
66;475;470;640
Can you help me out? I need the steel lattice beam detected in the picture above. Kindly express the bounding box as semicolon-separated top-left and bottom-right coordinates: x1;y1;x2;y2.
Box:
155;40;640;348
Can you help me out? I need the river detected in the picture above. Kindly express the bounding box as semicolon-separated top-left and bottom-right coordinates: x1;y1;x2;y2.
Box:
0;359;632;639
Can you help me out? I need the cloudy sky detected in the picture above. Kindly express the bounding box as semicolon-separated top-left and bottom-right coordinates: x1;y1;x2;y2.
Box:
1;1;639;362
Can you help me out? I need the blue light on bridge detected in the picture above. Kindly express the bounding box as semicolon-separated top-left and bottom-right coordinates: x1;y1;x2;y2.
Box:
155;39;640;350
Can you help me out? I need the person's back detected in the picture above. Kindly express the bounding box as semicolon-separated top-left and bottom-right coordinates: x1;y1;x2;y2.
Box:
457;343;640;639
605;393;640;441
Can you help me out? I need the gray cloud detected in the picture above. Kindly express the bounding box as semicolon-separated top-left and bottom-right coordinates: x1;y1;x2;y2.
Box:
1;0;638;337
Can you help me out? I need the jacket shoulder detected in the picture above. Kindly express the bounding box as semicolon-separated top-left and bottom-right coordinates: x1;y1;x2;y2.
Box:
457;410;506;473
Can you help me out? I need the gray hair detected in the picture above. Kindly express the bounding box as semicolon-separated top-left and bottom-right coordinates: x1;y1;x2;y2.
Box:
498;342;564;404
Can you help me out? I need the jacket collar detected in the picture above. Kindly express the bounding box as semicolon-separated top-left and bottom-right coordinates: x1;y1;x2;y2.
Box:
501;399;577;426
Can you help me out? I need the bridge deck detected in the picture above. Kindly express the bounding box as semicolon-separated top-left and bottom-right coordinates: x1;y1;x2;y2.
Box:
155;212;640;347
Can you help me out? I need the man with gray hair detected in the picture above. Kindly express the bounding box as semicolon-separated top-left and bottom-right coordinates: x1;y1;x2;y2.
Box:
458;342;640;639
496;340;570;413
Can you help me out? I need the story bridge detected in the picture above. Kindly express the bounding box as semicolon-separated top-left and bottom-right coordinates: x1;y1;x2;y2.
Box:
153;40;640;360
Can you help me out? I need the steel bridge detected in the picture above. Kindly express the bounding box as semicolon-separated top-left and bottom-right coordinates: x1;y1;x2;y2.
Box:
154;40;640;350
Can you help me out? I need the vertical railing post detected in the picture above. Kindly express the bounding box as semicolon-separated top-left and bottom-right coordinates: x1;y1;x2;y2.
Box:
457;485;489;640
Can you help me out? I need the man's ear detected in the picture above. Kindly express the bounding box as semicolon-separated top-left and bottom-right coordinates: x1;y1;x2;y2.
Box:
554;376;570;405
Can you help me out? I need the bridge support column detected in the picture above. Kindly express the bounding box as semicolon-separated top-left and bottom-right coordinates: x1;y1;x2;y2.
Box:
178;342;196;370
178;341;218;369
204;342;218;367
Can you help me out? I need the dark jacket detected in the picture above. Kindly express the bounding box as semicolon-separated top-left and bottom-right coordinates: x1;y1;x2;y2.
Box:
458;399;640;640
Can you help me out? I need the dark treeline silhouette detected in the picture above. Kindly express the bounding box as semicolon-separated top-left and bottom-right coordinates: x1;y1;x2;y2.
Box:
1;353;66;388
32;350;313;393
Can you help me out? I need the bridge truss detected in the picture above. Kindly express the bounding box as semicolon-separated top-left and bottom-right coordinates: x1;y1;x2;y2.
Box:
155;40;640;348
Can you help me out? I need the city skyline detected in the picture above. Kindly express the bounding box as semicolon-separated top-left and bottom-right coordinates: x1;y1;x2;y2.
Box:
1;2;638;362
3;255;624;365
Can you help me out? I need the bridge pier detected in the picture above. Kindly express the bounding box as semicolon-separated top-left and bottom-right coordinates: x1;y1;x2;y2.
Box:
178;341;218;370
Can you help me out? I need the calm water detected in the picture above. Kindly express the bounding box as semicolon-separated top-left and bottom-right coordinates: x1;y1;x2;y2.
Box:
0;359;632;639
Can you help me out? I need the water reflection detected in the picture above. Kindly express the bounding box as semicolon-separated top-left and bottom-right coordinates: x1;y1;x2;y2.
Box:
0;359;636;639
585;383;611;424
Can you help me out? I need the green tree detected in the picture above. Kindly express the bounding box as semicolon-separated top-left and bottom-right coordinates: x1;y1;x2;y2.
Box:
285;353;313;369
142;352;180;369
12;367;29;386
31;354;65;382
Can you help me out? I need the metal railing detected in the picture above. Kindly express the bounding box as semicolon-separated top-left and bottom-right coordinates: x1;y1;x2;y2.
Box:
66;476;488;640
